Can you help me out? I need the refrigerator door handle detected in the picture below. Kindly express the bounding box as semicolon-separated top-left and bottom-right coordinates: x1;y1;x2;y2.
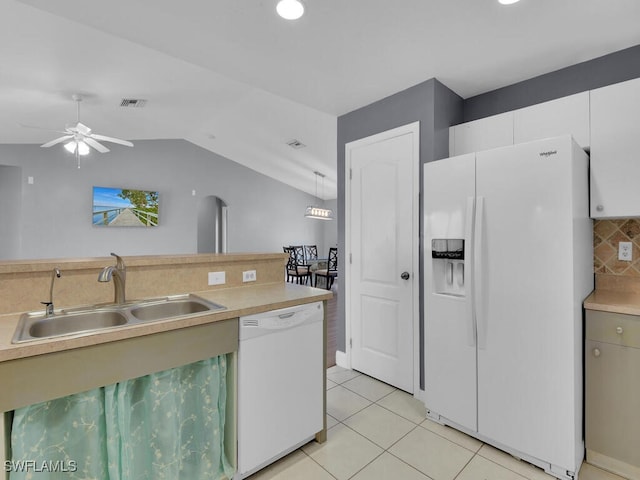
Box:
465;196;476;347
474;196;487;350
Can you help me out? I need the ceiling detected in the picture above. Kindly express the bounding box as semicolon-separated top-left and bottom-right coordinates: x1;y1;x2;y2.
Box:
2;0;640;199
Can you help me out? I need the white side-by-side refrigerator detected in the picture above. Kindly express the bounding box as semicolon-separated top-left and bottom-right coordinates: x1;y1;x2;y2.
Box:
424;135;593;480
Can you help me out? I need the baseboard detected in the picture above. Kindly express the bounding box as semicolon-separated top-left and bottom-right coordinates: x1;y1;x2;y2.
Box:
335;350;349;369
414;388;426;403
587;449;640;479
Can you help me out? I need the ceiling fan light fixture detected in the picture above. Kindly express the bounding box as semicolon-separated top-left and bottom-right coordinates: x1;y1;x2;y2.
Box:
498;0;521;4
64;140;90;156
277;0;304;20
77;140;90;156
63;141;76;154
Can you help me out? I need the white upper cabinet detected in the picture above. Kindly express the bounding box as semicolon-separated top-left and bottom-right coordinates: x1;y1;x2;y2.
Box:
514;92;590;148
449;112;513;156
449;92;590;157
590;77;640;218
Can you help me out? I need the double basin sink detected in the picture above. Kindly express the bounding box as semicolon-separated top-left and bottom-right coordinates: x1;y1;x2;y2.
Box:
12;294;226;343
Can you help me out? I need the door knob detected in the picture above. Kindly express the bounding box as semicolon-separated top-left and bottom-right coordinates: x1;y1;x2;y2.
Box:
593;348;601;358
616;326;624;334
401;271;410;280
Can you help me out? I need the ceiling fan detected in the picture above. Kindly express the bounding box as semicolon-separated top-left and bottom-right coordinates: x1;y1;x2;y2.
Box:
27;94;134;168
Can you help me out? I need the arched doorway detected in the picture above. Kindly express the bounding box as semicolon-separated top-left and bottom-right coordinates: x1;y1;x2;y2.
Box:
197;195;228;253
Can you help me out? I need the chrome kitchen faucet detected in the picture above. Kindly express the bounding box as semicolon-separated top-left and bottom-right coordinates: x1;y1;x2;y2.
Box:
98;253;127;304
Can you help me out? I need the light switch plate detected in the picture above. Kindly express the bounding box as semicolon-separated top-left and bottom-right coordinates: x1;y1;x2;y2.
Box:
618;242;633;261
208;271;226;285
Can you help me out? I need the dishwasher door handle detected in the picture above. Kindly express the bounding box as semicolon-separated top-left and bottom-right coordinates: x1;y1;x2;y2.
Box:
278;312;296;319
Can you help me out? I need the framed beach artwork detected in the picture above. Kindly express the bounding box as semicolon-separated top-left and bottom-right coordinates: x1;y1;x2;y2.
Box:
92;186;159;227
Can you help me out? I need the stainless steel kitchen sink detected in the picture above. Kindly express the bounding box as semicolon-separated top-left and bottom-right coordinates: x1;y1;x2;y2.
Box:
27;309;128;339
12;294;226;343
129;295;222;321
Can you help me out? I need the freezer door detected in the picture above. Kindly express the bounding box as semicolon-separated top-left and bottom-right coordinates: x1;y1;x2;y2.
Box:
424;153;478;432
474;136;586;471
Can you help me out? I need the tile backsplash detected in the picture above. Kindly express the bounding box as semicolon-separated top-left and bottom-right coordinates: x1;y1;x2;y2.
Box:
594;219;640;276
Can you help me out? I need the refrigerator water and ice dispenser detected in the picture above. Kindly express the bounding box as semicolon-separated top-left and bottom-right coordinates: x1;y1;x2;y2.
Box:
431;239;465;296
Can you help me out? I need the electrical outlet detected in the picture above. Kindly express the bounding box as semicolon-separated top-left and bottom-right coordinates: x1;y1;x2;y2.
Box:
242;270;257;282
619;242;633;261
208;271;226;285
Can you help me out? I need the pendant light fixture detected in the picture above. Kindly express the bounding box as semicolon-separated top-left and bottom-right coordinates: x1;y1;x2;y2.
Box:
276;0;305;20
305;171;334;220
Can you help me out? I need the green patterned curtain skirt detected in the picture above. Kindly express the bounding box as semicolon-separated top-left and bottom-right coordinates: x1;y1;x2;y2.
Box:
9;356;234;480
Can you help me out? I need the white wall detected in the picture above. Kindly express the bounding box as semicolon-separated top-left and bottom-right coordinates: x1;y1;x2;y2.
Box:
0;139;330;259
322;199;338;255
0;165;22;259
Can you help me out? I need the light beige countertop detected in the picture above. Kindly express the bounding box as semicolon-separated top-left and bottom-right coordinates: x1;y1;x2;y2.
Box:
0;282;332;363
0;252;287;274
584;274;640;316
584;289;640;316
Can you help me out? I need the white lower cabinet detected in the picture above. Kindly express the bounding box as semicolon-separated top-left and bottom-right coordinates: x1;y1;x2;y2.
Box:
590;77;640;218
585;310;640;479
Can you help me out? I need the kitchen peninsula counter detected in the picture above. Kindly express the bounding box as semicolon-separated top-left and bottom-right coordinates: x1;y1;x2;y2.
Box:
0;282;332;362
0;253;332;476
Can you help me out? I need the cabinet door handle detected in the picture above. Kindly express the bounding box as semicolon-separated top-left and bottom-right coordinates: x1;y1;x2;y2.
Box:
593;348;601;358
616;326;624;335
596;205;604;212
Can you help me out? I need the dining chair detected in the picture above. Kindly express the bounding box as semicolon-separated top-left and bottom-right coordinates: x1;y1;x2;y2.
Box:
291;245;307;267
314;247;337;290
283;246;311;284
304;245;318;264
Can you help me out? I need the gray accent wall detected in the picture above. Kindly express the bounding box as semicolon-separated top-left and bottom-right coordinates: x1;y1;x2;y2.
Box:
464;43;640;122
336;78;463;382
336;42;640;388
0;139;327;260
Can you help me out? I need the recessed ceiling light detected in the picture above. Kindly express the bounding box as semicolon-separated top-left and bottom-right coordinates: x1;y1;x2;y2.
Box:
276;0;305;20
498;0;521;4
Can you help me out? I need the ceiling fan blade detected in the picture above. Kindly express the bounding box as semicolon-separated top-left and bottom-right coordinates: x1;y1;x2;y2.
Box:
74;122;92;135
19;123;69;135
90;134;134;147
40;135;74;148
84;137;110;153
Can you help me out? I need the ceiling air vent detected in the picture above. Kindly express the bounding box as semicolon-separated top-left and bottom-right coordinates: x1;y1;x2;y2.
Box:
286;139;306;149
120;98;147;108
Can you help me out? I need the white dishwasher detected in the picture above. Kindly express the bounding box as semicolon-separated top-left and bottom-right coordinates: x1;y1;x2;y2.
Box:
237;301;324;479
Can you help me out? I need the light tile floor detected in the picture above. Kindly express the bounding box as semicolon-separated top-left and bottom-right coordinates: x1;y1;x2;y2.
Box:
247;366;626;480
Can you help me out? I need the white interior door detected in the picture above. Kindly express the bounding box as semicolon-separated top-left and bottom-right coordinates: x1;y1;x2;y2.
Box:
346;122;419;393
